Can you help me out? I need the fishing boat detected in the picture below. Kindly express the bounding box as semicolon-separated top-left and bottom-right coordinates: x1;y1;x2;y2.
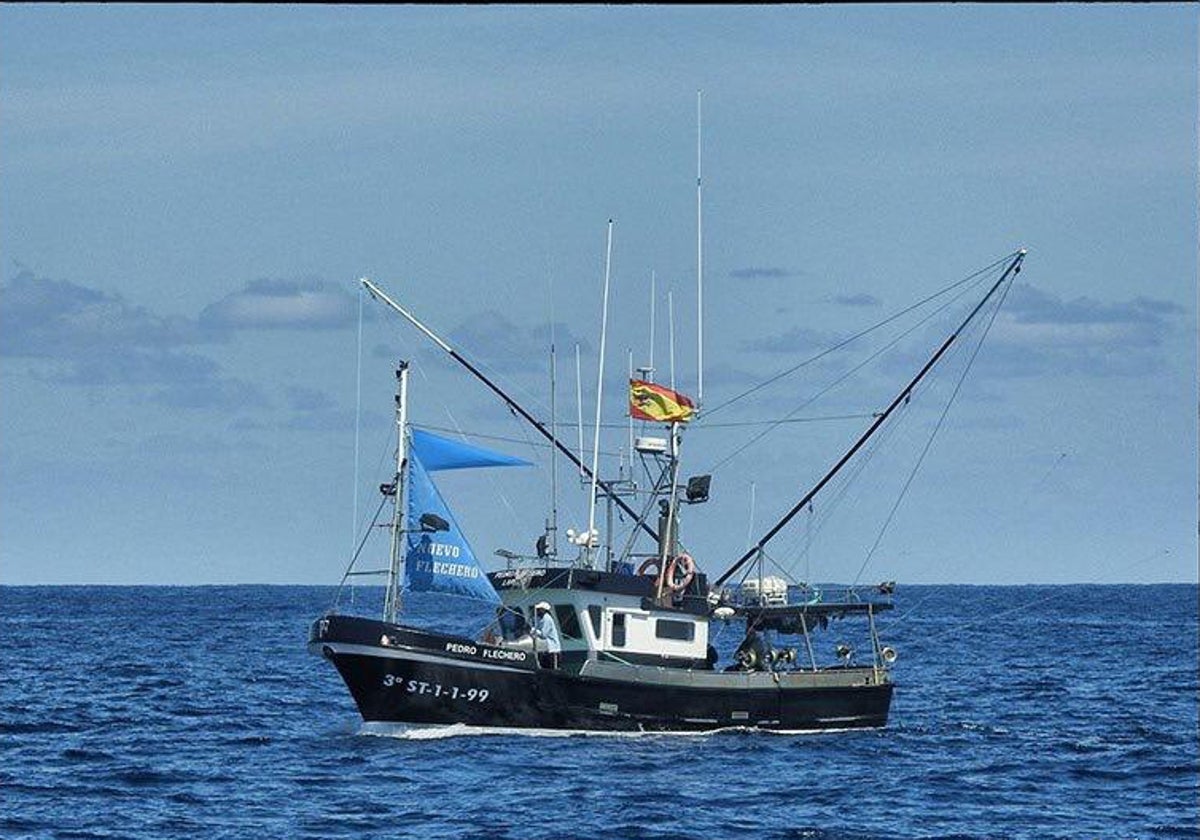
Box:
308;248;1027;732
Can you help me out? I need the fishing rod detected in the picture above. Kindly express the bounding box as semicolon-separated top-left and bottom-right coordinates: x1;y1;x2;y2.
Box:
361;278;660;544
714;250;1027;587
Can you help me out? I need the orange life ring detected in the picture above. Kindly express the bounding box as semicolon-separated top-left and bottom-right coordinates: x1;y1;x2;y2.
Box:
665;553;696;593
637;557;662;577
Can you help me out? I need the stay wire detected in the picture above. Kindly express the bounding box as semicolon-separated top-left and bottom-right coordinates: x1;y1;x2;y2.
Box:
332;492;392;610
410;423;623;459
767;398;913;582
881;587;1064;644
700;252;1020;421
704;268;992;476
407;358;527;537
733;546;802;588
851;271;1016;587
735;258;1012;583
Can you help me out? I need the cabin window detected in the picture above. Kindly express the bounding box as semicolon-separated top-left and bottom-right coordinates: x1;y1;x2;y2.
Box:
553;604;583;641
587;605;602;639
611;612;626;647
655;619;695;642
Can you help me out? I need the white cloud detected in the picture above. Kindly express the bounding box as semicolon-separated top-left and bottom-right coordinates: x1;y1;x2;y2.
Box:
975;284;1186;378
200;279;359;331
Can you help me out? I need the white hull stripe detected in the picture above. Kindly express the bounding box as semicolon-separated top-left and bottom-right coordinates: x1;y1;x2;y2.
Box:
313;641;533;675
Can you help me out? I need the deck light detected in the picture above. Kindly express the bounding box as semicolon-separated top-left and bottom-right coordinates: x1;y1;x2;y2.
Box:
685;474;712;503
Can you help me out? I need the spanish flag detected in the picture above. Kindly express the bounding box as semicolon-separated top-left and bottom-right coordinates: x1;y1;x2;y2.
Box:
629;379;696;423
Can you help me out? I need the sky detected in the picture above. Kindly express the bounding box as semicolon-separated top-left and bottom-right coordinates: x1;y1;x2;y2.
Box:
1;5;1196;585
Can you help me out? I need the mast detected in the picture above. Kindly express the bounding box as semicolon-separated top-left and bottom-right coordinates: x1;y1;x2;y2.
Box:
360;278;660;542
383;361;410;624
654;420;684;600
714;250;1027;587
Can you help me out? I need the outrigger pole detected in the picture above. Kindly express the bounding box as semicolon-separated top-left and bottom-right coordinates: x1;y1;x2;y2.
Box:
361;278;660;543
714;250;1026;587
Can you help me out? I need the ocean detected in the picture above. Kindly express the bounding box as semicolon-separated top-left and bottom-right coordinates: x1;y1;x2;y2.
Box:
2;584;1196;839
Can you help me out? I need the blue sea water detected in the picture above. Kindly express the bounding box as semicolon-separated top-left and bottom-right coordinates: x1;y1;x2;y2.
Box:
1;584;1196;839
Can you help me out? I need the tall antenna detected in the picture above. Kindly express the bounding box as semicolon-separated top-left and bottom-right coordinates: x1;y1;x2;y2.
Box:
668;288;677;392
746;481;757;549
626;348;634;468
586;220;615;566
696;89;705;406
549;337;559;559
575;343;584;478
649;270;656;380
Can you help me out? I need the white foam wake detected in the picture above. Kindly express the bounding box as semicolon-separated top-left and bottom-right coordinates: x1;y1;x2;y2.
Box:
358;721;858;740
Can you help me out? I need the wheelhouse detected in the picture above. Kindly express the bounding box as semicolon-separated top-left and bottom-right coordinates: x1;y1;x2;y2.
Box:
488;567;712;670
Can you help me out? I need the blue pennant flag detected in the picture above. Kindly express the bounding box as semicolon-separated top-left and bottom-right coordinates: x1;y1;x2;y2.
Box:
403;451;501;604
410;428;531;472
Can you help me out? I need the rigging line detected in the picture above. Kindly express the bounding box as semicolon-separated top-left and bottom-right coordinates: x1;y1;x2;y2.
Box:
768;401;911;579
851;271;1016;588
350;423;399;544
414;414;874;438
883;587;1066;642
700;252;1020;421
773;424;909;584
413;362;527;533
737;353;928;583
694;413;877;429
358;279;709;544
705;273;993;475
506;402;549;465
704;270;990;476
715;252;1026;588
877;589;941;631
448;348;556;425
333;493;392;610
1030;451;1069;493
734;547;801;587
389;333;528;561
409;424;623;458
400;316;557;426
752;502;816;587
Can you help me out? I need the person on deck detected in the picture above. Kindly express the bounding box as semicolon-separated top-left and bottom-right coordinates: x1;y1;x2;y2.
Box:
531;601;561;669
